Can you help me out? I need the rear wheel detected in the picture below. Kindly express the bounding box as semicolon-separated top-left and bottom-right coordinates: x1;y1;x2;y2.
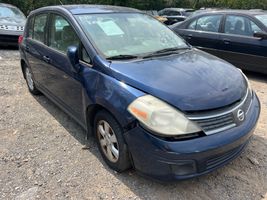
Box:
23;65;40;95
94;110;131;172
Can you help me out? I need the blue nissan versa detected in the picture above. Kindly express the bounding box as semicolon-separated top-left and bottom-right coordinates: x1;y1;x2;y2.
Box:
19;5;260;181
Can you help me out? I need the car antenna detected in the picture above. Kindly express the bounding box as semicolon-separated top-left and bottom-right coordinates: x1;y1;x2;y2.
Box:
58;0;63;5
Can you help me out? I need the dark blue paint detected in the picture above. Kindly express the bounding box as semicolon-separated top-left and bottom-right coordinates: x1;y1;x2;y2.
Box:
110;49;246;111
20;5;261;181
125;93;260;181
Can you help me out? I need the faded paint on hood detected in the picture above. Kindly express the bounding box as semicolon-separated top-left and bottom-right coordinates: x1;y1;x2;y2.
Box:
109;49;247;111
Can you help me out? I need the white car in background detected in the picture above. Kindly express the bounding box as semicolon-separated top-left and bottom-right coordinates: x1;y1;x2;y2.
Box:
0;3;26;46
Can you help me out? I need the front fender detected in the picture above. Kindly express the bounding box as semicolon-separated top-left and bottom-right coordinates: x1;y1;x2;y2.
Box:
95;73;145;128
82;68;145;129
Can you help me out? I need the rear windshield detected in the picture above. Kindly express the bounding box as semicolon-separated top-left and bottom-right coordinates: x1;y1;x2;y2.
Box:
184;10;195;17
255;14;267;27
0;6;25;19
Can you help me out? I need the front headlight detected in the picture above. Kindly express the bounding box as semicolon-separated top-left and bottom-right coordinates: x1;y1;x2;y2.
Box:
127;95;201;136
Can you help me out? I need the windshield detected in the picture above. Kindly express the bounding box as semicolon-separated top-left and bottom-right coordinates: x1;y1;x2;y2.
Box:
255;14;267;27
0;6;25;19
76;13;188;58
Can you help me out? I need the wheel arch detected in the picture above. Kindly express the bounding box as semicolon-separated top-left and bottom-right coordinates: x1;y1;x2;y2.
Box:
83;73;145;138
20;59;27;79
85;102;130;138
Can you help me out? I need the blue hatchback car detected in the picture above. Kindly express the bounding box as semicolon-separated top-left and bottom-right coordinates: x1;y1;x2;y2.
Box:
19;5;260;181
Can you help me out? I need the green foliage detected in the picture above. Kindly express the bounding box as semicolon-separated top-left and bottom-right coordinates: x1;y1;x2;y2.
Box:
0;0;266;15
195;0;267;9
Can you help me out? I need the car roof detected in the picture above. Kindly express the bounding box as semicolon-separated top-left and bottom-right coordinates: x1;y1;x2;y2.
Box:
194;9;266;16
30;4;141;15
162;8;194;12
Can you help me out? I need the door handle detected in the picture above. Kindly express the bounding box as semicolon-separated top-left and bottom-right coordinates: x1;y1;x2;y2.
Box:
43;56;51;63
25;46;30;52
223;39;231;45
186;34;193;40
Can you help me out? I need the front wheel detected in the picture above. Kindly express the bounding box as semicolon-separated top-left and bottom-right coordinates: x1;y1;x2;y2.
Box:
94;110;131;172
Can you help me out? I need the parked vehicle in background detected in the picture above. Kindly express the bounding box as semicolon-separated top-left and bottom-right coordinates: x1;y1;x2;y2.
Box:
143;10;167;23
171;10;267;74
189;8;224;18
19;5;260;181
158;8;194;25
249;9;264;12
169;8;223;28
0;3;26;46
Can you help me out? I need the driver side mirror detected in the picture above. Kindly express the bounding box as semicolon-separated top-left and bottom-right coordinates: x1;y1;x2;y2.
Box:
67;46;81;72
253;31;267;40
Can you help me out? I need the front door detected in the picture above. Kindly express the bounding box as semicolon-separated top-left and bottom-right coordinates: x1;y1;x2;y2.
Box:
42;13;85;122
218;14;267;73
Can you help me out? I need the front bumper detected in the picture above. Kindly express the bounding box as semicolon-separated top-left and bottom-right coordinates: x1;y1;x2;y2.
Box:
124;93;260;181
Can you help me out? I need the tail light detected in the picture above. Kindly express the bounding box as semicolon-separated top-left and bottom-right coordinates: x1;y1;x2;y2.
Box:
18;35;23;44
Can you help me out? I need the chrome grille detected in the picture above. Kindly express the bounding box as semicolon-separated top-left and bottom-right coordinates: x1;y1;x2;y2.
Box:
188;89;253;135
193;113;235;135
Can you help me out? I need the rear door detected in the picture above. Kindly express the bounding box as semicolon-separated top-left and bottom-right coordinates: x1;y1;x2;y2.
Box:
177;14;223;55
24;13;50;86
218;14;267;73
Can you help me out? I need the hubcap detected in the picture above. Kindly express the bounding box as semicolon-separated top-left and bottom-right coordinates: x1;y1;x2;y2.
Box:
97;120;119;163
25;68;34;91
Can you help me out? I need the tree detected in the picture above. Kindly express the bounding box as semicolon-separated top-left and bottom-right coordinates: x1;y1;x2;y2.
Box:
1;0;266;15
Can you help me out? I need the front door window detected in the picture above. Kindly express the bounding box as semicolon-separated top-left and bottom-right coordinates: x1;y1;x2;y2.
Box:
224;15;262;36
48;14;80;53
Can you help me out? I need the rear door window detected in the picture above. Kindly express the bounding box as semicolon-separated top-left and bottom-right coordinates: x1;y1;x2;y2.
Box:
33;14;47;43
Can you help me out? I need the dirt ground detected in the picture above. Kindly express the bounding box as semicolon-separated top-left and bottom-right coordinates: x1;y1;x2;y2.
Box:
0;48;266;200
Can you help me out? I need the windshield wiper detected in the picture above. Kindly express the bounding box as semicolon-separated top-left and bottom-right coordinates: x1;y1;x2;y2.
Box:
106;54;139;60
143;47;190;59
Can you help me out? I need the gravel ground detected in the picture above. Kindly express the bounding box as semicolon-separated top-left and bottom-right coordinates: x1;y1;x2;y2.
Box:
0;48;266;200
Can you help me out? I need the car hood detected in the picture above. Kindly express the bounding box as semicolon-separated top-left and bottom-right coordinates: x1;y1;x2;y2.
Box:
109;49;247;111
0;17;25;26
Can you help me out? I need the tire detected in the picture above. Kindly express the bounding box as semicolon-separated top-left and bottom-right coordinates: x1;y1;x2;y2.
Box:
94;110;131;172
23;65;41;95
